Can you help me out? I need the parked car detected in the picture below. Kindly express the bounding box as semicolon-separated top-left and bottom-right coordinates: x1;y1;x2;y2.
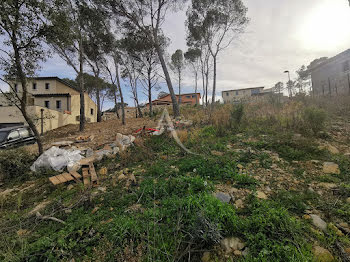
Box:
0;126;36;149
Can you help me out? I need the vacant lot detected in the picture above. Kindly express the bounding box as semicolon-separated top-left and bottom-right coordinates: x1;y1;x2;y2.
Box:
1;97;350;262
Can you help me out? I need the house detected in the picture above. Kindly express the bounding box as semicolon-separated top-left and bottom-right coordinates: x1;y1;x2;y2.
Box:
310;49;350;96
0;77;97;132
147;93;201;107
222;87;265;104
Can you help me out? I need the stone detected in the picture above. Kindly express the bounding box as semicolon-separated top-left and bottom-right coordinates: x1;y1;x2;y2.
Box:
312;246;334;262
215;192;232;203
310;214;327;231
303;215;311;220
67;184;74;190
346;197;350;204
242;248;250;257
257;191;268;200
327;145;340;154
235;199;244;209
323;162;340;175
220;237;245;253
98;187;107;193
201;252;211;262
118;174;126;180
318;183;337;189
233;250;242;256
211;150;224;156
237;164;244;169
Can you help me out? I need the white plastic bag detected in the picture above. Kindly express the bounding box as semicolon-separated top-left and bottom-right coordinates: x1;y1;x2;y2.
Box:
31;146;84;172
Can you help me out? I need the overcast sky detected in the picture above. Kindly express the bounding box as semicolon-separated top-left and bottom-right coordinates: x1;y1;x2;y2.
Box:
1;0;350;109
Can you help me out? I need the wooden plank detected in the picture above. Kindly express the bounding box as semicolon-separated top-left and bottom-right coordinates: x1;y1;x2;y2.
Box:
70;171;82;180
82;168;90;187
49;176;61;185
89;163;98;183
56;174;68;183
61;173;74;182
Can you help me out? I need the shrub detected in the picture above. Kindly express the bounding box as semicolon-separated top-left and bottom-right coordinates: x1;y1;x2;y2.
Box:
230;103;244;129
0;148;36;182
301;106;327;135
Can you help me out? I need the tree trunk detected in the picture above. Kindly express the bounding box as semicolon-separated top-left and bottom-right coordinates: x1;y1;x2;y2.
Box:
134;80;143;118
148;69;153;116
178;71;181;105
13;41;43;154
96;88;101;122
154;40;180;117
211;55;217;105
113;89;120;119
115;58;125;125
195;71;198;104
79;39;85;131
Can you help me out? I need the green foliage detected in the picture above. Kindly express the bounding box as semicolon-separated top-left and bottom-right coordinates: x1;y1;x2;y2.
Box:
241;199;313;261
272;191;318;215
301;107;327;135
0;148;36;182
230;103;244;129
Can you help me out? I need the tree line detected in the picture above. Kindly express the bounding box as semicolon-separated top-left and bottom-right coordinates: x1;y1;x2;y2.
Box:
0;0;249;154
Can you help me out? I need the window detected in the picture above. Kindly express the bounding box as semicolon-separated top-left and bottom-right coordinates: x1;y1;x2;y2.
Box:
236;91;239;95
7;131;20;140
90;108;94;115
226;92;229;96
192;95;196;98
44;101;50;108
343;61;349;72
56;100;61;109
32;83;37;90
19;128;30;138
186;95;191;98
45;83;50;90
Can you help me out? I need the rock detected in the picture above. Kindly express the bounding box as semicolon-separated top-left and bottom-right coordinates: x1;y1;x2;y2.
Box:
323;162;340;175
310;214;327;231
220;237;245;253
99;167;108;176
312;246;334;262
347;197;350;204
327;145;340;154
339;222;349;228
303;215;311;220
98;187;107;193
242;248;250;257
67;184;74;190
235;199;244;209
118;174;126;180
64;209;72;214
211;150;224;156
318;183;337;189
308;186;315;193
257;191;268;200
201;252;211;262
215;192;232;203
233;250;242;256
237;164;244;169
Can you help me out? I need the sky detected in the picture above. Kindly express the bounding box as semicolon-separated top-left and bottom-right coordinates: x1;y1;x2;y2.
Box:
1;0;350;109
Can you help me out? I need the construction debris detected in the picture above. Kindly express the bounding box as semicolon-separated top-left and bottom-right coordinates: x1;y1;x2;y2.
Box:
75;135;94;143
30;146;84;172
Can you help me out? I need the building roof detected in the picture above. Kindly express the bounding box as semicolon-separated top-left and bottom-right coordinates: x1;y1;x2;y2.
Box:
310;49;350;72
222;87;265;93
33;93;71;98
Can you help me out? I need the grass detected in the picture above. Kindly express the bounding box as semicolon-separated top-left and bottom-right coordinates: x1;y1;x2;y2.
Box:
1;98;350;261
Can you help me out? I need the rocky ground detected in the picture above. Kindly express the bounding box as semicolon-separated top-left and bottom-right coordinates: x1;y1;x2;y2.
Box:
0;112;350;261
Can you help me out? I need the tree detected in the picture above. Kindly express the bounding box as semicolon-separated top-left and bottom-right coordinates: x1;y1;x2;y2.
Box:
45;0;92;131
296;65;311;94
170;49;185;104
0;0;47;154
83;3;113;122
187;0;249;105
273;82;284;102
184;48;201;104
101;0;187;117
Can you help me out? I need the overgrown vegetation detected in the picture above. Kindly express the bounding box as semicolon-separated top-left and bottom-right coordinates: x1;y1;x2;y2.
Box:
1;96;350;261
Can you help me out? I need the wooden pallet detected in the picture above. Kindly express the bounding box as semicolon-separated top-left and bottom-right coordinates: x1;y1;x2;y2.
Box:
49;163;98;188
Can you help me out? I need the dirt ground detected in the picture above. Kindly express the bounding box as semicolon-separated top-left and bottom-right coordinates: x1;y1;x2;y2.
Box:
26;118;158;154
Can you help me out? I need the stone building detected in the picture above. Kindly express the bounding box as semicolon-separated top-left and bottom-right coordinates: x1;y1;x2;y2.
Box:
311;49;350;96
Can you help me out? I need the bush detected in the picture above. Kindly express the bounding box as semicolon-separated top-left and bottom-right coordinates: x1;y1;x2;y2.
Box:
0;148;36;182
230;103;244;129
301;106;327;135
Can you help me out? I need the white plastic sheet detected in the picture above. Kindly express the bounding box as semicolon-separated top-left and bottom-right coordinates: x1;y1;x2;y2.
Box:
30;146;84;172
